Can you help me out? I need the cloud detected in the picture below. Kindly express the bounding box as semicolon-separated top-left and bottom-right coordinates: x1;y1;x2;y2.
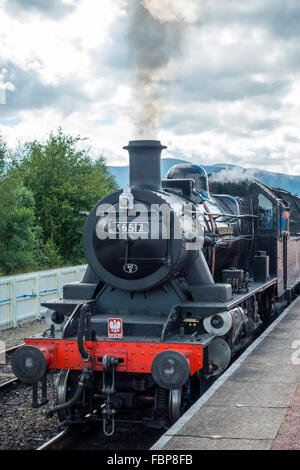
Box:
174;75;289;104
1;0;300;176
4;0;78;19
0;62;93;117
210;0;300;40
162;105;281;136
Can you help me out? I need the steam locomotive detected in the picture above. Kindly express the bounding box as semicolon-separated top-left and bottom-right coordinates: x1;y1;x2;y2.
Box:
12;140;300;435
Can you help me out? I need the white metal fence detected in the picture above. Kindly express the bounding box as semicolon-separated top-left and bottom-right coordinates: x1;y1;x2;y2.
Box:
0;265;87;329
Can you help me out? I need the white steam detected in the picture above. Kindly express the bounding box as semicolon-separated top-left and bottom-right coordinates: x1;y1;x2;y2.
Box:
209;167;252;183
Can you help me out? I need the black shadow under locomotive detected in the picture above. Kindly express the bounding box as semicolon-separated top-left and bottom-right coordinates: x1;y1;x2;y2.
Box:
12;140;300;434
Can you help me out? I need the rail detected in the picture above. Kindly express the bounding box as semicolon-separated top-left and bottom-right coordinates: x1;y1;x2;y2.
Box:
36;429;76;450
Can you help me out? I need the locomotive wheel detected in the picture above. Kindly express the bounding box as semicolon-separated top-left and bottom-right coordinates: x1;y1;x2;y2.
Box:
56;370;70;421
56;370;86;422
168;387;183;424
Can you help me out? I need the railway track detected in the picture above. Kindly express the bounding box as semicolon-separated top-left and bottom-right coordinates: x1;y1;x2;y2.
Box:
0;344;23;390
37;424;162;451
0;377;18;392
36;429;75;450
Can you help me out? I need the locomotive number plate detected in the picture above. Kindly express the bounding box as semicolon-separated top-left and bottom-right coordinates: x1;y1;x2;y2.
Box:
217;226;234;235
108;221;149;235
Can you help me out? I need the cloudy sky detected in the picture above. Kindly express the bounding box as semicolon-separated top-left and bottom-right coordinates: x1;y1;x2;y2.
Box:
0;0;300;174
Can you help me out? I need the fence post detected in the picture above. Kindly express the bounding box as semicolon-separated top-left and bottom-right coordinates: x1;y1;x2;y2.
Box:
57;269;62;298
10;279;17;328
35;273;40;319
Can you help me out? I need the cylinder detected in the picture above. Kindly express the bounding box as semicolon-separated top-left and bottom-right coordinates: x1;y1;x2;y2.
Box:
123;140;166;191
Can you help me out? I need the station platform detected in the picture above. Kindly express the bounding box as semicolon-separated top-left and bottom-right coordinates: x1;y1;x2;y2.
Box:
152;297;300;450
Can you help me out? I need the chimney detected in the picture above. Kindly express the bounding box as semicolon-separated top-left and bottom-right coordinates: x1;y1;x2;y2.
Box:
123;140;167;191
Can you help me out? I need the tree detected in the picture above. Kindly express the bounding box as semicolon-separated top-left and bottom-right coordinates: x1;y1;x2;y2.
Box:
15;128;118;265
0;138;43;275
0;178;43;275
37;238;63;269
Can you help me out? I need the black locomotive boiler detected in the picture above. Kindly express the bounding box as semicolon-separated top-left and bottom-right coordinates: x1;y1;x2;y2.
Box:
12;140;300;434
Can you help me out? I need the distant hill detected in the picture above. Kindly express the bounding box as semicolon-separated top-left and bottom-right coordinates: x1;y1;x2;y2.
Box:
108;158;300;196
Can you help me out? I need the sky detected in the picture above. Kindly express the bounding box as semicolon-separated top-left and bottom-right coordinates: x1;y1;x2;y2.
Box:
0;0;300;174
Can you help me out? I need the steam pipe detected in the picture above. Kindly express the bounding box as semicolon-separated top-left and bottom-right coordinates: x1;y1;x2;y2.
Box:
77;304;91;361
82;265;99;284
185;250;214;285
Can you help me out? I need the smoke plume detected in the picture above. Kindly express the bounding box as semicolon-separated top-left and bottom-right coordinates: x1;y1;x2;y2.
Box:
127;0;201;138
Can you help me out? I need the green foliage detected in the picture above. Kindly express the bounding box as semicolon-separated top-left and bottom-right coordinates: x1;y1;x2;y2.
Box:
0;129;117;275
37;238;63;269
0;135;7;177
14;128;118;265
0;178;43;275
